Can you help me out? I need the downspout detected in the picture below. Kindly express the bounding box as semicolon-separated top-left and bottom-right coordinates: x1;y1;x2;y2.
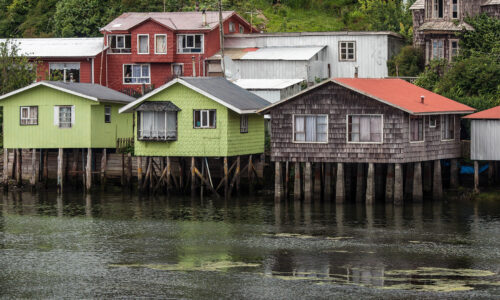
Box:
218;0;225;77
91;58;95;84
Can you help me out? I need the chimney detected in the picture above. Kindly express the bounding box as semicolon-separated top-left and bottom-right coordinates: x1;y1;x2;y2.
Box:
421;95;425;103
354;66;359;78
202;9;207;26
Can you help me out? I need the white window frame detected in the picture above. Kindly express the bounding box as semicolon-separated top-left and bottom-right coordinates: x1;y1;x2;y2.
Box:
339;41;356;62
105;105;111;123
293;114;329;144
137;34;149;54
20;106;38;125
409;115;425;143
451;0;459;19
433;0;444;18
346;114;384;144
54;105;74;129
177;34;204;54
441;115;456;141
431;39;444;60
172;63;184;77
123;64;151;85
240;115;248;133
193;109;216;129
107;34;132;54
138;111;178;140
429;115;437;128
229;22;236;33
154;34;167;54
449;39;459;60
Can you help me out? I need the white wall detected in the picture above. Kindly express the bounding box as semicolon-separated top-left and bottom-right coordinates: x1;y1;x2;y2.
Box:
471;120;500;161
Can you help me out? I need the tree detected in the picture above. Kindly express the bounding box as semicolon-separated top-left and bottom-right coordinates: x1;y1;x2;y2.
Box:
0;40;38;95
53;0;107;37
387;45;424;77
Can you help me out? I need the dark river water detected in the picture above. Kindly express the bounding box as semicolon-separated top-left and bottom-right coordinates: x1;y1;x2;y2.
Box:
1;189;500;299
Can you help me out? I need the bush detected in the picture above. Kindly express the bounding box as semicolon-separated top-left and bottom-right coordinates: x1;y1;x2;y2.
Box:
387;45;424;76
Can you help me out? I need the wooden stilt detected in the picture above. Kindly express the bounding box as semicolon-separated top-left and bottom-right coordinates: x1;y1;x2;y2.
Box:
85;148;92;191
335;163;345;203
57;148;63;193
149;157;154;191
356;163;364;203
224;157;229;198
285;161;289;198
433;160;443;200
121;153;125;186
43;149;48;188
30;149;37;188
179;158;184;191
394;163;403;205
3;149;8;189
422;162;432;194
366;163;375;204
191;157;196;197
304;162;312;203
166;156;172;192
137;156;143;190
236;156;241;194
248;155;254;194
72;149;79;185
324;163;332;201
127;153;132;187
313;163;322;200
474;161;479;193
404;163;413;198
412;162;423;202
450;159;458;189
294;162;301;201
274;161;283;203
193;166;220;198
15;149;22;186
488;161;494;185
100;149;107;187
385;163;395;203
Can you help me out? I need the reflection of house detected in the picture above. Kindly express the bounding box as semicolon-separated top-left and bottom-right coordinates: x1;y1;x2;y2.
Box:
411;0;500;63
233;79;304;103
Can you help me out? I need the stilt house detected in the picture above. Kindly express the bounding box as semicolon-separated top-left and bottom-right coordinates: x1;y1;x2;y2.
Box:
259;78;474;204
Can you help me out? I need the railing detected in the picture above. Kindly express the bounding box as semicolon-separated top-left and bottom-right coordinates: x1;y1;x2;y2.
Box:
116;137;134;153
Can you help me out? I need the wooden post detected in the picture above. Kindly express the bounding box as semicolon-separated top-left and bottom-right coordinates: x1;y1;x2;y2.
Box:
412;162;423;202
450;159;458;189
121;153;125;186
405;163;413;198
394;163;403;205
43;149;48;188
488;161;494;185
474;161;479;193
304;162;312;203
224;157;229;198
274;161;283;203
248;155;254;193
100;148;107;187
313;163;322;200
85;148;92;191
15;149;22;186
356;163;364;203
385;164;395;203
191;157;196;197
284;161;289;198
294;162;301;201
366;163;375;204
324;163;332;201
57;148;63;193
3;149;8;189
137;156;143;190
335;163;345;203
422;161;432;194
30;149;37;187
166;156;172;192
433;160;443;200
236;156;241;194
179;158;184;191
72;149;79;185
127;153;132;187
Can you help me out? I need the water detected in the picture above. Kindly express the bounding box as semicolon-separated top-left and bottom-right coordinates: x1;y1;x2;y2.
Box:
1;189;500;299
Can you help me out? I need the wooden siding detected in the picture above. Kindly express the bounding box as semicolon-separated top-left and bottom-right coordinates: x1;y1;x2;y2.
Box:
470;120;500;161
269;81;462;163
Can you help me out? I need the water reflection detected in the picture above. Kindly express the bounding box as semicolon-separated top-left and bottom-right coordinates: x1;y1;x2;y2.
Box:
1;190;500;298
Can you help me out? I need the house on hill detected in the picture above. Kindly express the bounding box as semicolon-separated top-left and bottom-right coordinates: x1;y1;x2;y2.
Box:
259;78;474;204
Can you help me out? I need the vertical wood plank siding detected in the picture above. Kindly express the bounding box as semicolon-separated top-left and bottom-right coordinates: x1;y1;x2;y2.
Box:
269;81;462;163
471;120;500;161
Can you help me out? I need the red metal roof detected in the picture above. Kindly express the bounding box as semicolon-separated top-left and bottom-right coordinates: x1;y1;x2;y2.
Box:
463;105;500;119
334;78;475;115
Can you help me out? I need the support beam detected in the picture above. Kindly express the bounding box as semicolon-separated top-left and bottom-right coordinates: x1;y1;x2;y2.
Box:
324;163;332;201
294;162;301;201
126;153;132;187
385;164;394;203
30;149;37;188
43;149;48;188
274;161;283;203
405;163;413;198
433;160;443;200
356;163;364;203
3;149;8;189
121;153;125;186
335;163;345;203
422;161;432;194
488;161;494;186
285;161;289;198
72;149;79;185
313;163;322;200
57;148;63;193
15;149;22;186
304;162;312;203
412;162;423;202
224;157;229;198
191;157;196;197
474;161;480;194
137;156;143;190
85;148;92;191
248;155;254;194
450;159;458;189
394;163;403;205
236;156;241;193
166;156;172;192
366;163;375;204
100;148;107;187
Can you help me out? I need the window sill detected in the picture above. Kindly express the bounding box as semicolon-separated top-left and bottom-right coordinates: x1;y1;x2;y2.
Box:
347;141;383;144
138;137;177;142
409;140;425;144
123;82;151;85
293;141;328;144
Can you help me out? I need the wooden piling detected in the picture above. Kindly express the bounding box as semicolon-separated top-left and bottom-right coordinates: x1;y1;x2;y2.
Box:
394;163;403;205
121;153;125;186
356;163;364;203
236;156;241;193
3;149;8;189
30;149;37;187
43;149;48;188
224;157;229;198
404;163;413;198
294;162;301;201
412;162;423;202
85;148;92;191
71;149;79;184
366;163;375;204
313;163;322;200
127;153;132;187
304;162;312;203
137;156;143;190
385;163;394;203
191;157;196;197
450;159;458;189
422;161;432;194
474;161;479;193
335;163;345;203
324;163;332;201
274;161;283;203
433;160;443;200
248;155;254;193
285;161;289;198
100;149;107;187
15;149;22;186
166;156;172;192
57;148;63;193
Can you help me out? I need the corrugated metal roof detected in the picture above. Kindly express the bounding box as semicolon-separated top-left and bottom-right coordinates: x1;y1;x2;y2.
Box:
233;79;304;90
0;38;105;58
101;11;236;32
410;0;424;10
259;78;475;115
419;21;474;32
463;106;500;119
236;46;325;61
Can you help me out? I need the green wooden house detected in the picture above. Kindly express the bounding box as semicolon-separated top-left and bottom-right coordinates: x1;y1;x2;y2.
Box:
0;81;135;149
119;77;270;157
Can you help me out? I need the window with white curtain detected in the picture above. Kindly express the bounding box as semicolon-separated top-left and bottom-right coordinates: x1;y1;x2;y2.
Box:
441;115;455;140
410;116;424;142
138;34;149;54
177;34;203;53
155;34;167;54
294;115;328;143
20;106;38;125
54;106;74;129
138;111;177;140
347;115;382;143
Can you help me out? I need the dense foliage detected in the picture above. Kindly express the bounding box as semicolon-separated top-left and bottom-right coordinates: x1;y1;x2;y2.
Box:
387;45;425;77
0;40;37;95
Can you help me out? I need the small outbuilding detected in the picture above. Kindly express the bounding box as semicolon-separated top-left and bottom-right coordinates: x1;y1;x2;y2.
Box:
259;78;475;203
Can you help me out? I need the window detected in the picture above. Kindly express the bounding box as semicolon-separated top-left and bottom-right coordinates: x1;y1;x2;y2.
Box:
451;0;459;18
433;0;444;18
229;22;236;33
347;115;382;143
49;62;80;82
240;115;248;133
155;34;167;54
294;115;328;143
138;34;149;54
123;64;150;84
177;34;204;53
172;64;184;77
431;40;444;60
20;106;38;125
429;116;437;128
410;116;424;142
105;106;111;123
54;106;74;129
442;115;455;140
239;24;244;33
450;40;459;59
193;110;216;128
339;41;356;61
138;111;178;141
108;35;131;53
